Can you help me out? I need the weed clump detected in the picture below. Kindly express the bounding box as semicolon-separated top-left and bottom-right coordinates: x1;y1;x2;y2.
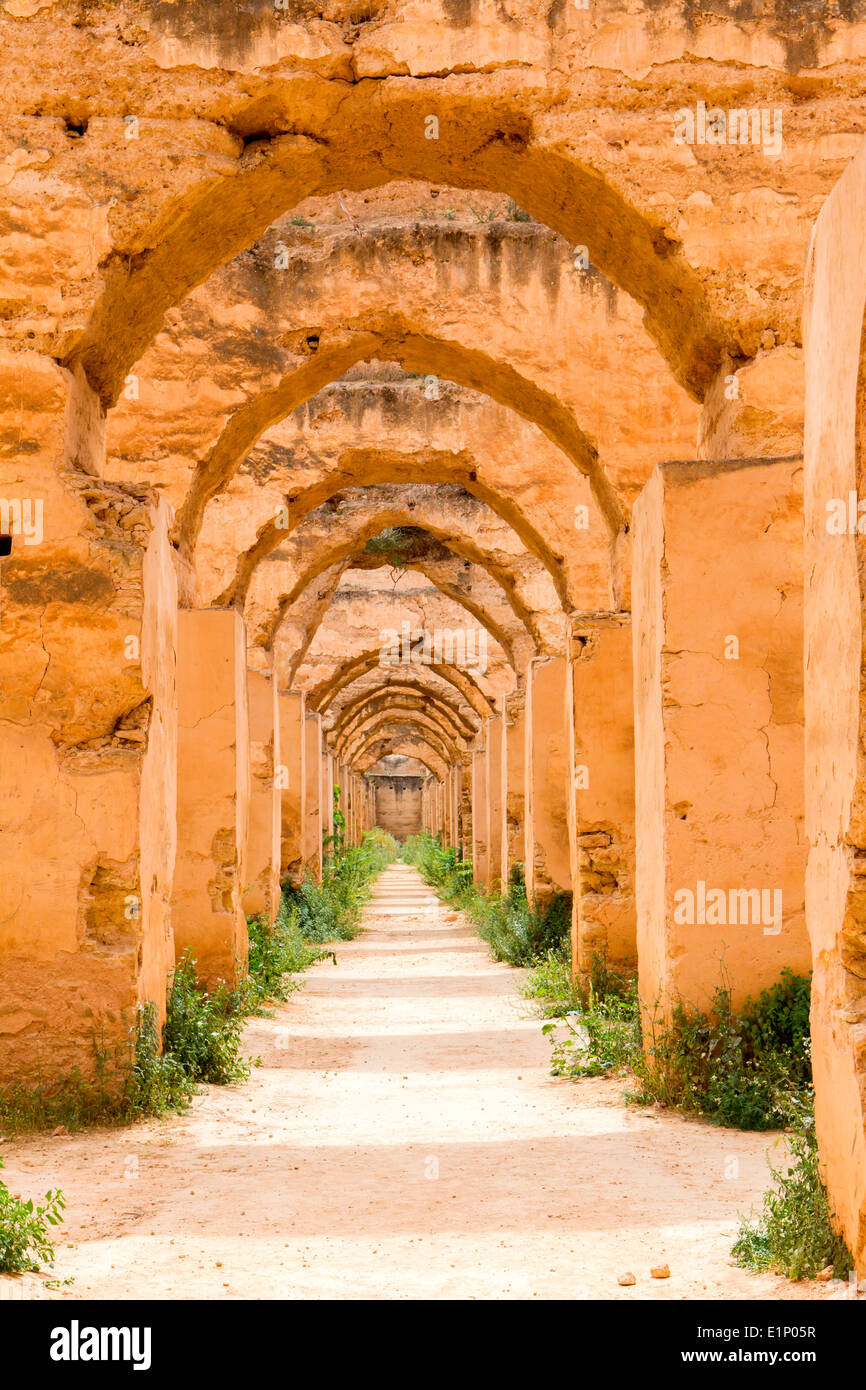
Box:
732;1121;853;1280
401;833;571;967
631;970;813;1131
0;1154;65;1273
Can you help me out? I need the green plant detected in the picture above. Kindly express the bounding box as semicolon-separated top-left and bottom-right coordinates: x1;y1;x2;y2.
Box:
522;948;582;1018
0;1003;195;1135
0;1154;65;1273
469;202;502;222
364;527;416;572
329;784;346;856
542;976;641;1077
732;1120;853;1280
630;973;814;1131
162;954;251;1086
128;1000;197;1116
285;829;397;943
505;196;532;221
402;832;571;967
243;899;324;1008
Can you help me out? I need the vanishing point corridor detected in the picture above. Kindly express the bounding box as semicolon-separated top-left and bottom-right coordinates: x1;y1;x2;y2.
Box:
5;867;826;1302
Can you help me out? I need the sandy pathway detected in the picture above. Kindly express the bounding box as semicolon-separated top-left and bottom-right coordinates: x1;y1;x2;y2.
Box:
0;864;834;1301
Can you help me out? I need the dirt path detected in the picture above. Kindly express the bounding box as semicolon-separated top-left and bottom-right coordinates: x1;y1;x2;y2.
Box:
0;864;835;1301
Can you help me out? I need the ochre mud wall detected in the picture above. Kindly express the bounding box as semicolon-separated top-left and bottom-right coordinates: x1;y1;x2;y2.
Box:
244;672;280;921
568;617;636;977
803;137;866;1277
173;610;249;991
2;0;866;1288
525;656;572;902
633;457;810;1019
372;776;424;841
0;355;178;1080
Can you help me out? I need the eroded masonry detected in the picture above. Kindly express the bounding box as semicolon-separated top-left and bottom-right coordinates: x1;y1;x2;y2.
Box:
1;0;865;1273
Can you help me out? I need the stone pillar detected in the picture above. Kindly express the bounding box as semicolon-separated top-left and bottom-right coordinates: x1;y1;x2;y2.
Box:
172;610;249;989
525;656;572;903
632;456;810;1022
567;615;637;978
460;751;474;864
472;742;490;887
505;687;526;882
322;751;334;846
337;764;348;847
346;772;356;845
304;712;323;882
0;349;178;1085
451;764;460;848
487;712;506;893
278;691;305;883
803;137;866;1277
243;671;280;922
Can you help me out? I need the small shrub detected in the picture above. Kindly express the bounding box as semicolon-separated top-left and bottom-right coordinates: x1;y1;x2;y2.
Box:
732;1120;853;1280
162;954;251;1086
469;881;572;968
0;1154;65;1273
522;948;582;1018
631;973;813;1131
244;899;322;1008
284;829;397;943
128;1000;196;1116
402;832;570;967
542;976;641;1078
505;196;532;221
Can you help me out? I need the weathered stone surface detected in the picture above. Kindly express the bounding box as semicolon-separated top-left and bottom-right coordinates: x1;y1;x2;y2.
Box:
632;457;810;1018
172;609;249;990
243;670;280;921
525;656;571;901
803;136;866;1277
568;617;636;976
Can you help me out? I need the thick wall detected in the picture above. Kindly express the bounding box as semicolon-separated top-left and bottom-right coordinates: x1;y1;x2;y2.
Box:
487;712;506;892
472;742;490;887
803;137;866;1276
172;609;249;989
632;457;810;1020
0;352;178;1082
568;617;636;975
304;711;323;881
278;691;305;882
371;776;424;840
504;689;526;876
525;656;572;902
244;671;280;921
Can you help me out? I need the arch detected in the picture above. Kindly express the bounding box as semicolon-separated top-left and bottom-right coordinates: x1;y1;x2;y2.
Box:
192;382;611;614
324;672;481;738
290;577;514;710
258;545;532;672
170;318;627;555
307;648;494;721
335;698;471;762
359;743;448;783
224;484;563;654
353;731;450;782
331;683;477;748
70;91;729;410
341;710;463;767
